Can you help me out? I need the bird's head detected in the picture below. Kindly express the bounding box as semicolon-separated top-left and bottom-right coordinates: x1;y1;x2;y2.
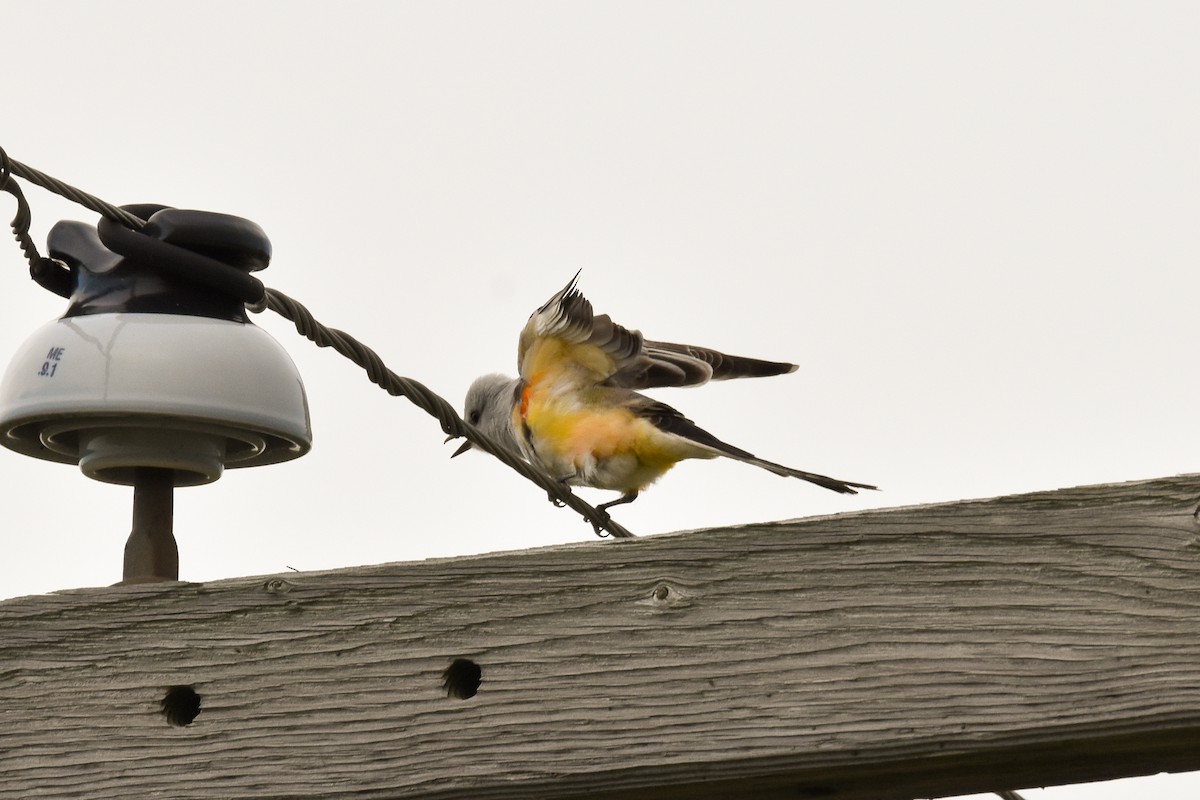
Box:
446;373;522;458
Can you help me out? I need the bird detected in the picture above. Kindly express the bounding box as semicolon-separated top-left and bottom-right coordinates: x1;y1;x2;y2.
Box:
450;272;874;515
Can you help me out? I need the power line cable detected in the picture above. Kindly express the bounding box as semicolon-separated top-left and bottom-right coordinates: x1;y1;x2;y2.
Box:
1;150;633;539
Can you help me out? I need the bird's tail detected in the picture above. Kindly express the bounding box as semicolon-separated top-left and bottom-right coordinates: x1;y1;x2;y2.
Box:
736;455;877;495
637;396;877;495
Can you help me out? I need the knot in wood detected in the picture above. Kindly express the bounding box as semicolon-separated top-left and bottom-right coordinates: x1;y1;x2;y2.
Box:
263;578;296;594
643;580;690;609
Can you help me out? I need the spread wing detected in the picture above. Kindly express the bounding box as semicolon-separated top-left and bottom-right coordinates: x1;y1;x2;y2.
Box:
516;271;798;389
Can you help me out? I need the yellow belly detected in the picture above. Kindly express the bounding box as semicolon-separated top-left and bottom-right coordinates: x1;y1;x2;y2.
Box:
520;395;686;493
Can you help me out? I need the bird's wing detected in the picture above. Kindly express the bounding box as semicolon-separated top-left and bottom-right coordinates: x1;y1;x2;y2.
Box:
516;271;642;387
517;272;798;390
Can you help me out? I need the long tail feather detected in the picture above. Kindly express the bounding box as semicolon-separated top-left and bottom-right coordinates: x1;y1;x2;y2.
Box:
737;456;877;494
637;397;876;495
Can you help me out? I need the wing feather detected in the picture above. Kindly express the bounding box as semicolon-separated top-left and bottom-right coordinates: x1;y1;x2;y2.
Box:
516;272;798;390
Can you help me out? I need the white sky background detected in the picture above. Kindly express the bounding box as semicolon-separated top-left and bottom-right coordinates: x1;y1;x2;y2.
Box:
2;2;1198;798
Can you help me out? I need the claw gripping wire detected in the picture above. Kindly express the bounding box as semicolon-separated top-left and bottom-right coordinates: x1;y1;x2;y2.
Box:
0;148;634;539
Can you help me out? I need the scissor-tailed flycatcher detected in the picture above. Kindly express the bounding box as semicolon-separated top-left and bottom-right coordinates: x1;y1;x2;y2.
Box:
451;272;874;514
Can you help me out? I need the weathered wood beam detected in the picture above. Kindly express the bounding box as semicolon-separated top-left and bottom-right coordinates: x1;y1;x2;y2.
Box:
2;475;1200;800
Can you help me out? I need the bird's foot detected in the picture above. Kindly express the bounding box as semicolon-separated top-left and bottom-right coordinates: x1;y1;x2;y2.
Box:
547;474;576;508
588;508;613;538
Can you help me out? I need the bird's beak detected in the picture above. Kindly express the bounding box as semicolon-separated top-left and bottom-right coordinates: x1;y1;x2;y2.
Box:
446;435;473;458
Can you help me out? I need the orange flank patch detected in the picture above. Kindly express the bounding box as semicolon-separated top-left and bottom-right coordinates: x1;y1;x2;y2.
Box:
519;382;533;419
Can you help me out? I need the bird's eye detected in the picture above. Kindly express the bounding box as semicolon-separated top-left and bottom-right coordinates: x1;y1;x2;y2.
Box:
468;410;481;425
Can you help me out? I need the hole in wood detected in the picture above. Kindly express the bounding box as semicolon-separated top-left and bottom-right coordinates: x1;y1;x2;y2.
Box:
442;658;482;700
161;685;202;726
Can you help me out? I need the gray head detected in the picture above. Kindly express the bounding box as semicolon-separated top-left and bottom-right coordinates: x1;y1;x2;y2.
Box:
450;373;522;458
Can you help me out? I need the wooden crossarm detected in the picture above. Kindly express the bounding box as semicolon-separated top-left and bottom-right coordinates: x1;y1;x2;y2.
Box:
2;475;1200;799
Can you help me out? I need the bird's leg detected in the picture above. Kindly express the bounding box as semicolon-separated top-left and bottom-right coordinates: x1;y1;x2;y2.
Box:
597;491;643;515
596;491;639;517
597;491;639;514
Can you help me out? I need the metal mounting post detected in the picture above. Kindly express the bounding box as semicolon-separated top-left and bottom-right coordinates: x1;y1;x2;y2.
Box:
121;467;178;583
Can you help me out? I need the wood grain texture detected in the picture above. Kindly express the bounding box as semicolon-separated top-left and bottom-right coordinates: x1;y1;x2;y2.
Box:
3;475;1200;799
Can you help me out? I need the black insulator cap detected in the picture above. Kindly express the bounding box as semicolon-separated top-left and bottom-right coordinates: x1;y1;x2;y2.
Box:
50;205;270;322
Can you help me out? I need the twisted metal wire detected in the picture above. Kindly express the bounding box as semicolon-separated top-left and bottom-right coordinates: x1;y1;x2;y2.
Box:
2;152;634;539
7;157;147;230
